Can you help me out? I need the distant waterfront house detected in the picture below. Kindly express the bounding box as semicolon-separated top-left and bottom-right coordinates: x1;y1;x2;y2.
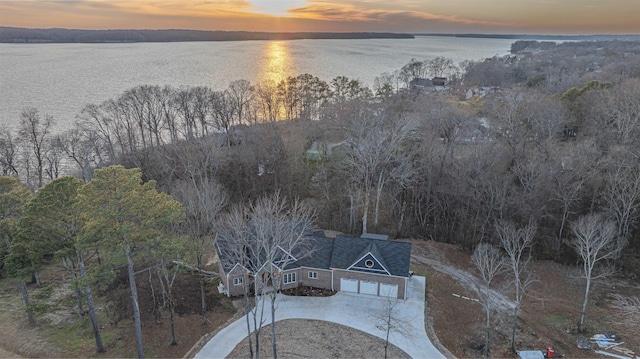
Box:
216;231;412;299
410;77;448;92
409;78;434;91
432;77;447;86
304;141;346;161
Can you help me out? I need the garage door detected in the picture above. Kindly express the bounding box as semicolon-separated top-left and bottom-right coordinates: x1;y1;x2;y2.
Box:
359;281;378;296
340;278;358;293
379;283;398;298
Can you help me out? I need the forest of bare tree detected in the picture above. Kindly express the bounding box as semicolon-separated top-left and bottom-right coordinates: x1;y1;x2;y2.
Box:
2;39;640;263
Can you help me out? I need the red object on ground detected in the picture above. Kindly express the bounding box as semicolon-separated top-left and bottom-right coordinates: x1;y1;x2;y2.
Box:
546;346;555;358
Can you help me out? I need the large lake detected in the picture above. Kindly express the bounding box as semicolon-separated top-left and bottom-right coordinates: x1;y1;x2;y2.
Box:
0;36;514;132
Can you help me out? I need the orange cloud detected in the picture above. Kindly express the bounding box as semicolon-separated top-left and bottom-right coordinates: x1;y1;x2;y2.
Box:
0;0;637;34
287;2;509;30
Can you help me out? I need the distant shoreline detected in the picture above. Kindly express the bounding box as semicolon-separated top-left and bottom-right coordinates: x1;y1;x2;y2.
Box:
416;33;640;41
0;27;414;43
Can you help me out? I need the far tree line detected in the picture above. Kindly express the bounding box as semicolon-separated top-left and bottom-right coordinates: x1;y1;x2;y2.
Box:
1;39;640;357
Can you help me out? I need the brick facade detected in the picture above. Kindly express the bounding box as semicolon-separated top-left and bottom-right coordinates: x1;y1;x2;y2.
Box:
298;267;333;290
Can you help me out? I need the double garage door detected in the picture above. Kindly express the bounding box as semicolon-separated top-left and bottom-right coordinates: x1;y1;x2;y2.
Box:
340;278;398;298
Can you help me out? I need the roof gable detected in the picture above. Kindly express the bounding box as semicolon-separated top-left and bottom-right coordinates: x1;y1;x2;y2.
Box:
347;251;391;275
331;235;412;277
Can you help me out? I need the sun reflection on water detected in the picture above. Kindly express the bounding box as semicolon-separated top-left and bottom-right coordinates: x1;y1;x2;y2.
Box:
262;41;289;85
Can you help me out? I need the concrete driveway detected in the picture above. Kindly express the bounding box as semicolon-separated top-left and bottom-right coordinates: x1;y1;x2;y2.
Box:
194;275;445;359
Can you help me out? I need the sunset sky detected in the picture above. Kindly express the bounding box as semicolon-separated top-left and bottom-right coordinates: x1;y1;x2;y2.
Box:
0;0;638;35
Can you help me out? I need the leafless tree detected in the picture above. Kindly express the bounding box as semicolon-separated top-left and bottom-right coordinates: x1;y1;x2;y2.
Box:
173;176;227;325
58;128;100;183
255;80;280;123
570;213;627;332
341;109;418;234
602;165;640;244
425;56;458;79
217;192;314;359
228;79;255;126
78;104;119;164
43;135;64;182
373;295;413;359
210;89;236;137
496;220;537;353
551;167;584;250
18;108;54;190
601;79;640;145
0;130;19;177
471;243;506;359
277;76;300;121
399;58;426;87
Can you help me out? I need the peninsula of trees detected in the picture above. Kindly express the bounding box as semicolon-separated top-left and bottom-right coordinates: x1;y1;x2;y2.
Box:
0;27;414;43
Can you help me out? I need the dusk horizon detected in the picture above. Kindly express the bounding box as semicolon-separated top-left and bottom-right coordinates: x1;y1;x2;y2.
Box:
1;0;638;36
4;25;640;37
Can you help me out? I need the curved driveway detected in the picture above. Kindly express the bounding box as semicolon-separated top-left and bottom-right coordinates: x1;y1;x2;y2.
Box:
194;275;445;359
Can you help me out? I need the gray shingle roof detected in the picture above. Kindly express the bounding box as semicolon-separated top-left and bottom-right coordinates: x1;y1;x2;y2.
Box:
285;235;334;270
217;231;411;278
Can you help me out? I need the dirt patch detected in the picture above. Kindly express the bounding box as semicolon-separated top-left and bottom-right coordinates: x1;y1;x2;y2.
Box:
0;280;63;358
97;270;236;358
227;319;411;358
411;239;640;358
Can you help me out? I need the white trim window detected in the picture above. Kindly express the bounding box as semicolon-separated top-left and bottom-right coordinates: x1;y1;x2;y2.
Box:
308;271;318;279
283;272;296;284
233;277;244;286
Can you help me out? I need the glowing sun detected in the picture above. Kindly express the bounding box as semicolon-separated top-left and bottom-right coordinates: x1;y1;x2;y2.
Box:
246;0;306;16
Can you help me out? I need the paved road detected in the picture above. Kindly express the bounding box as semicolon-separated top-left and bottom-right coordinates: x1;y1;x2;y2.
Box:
194;275;445;359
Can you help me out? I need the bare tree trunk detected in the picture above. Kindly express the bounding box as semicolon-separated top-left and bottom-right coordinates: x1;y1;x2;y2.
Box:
78;253;104;352
579;275;591;332
149;270;158;321
362;190;370;234
199;276;207;325
484;294;491;359
19;281;36;326
156;269;167;308
168;285;177;346
160;263;179;347
349;193;355;233
243;281;254;359
384;309;391;359
74;286;84;315
374;172;384;230
65;255;85;316
33;271;41;287
510;305;519;353
270;290;277;359
397;200;406;235
126;245;145;359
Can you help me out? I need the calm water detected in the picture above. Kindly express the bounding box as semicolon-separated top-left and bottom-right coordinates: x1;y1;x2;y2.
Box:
0;36;514;132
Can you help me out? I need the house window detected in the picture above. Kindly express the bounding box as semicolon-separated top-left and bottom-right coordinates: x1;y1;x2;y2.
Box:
365;259;374;268
233;277;243;286
308;271;318;279
283;272;296;284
